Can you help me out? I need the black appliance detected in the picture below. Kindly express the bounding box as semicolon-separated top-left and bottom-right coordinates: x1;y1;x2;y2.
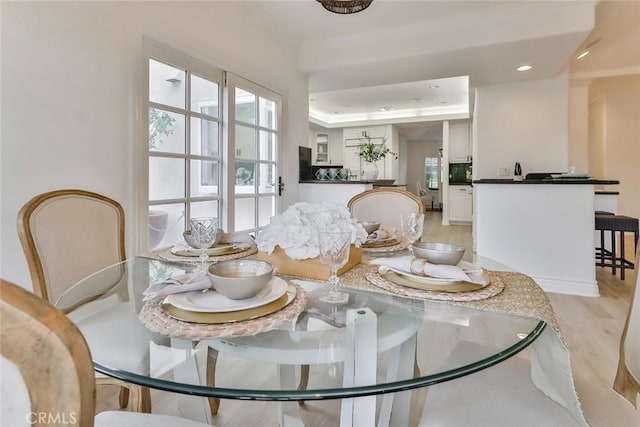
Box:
298;146;313;181
449;162;472;184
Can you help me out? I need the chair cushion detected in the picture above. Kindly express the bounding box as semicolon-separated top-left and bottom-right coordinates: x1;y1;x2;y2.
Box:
575;377;640;427
95;411;211;427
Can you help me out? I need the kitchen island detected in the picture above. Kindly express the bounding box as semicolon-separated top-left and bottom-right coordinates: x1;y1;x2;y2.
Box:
297;180;407;206
473;178;619;296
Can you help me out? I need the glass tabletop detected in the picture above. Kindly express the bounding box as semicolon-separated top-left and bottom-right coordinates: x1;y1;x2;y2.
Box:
66;257;545;401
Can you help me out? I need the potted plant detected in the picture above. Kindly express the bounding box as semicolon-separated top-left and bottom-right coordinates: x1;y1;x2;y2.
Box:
358;136;397;180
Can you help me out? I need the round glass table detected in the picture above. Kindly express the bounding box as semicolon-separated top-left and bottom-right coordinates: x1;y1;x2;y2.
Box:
67;257;545;426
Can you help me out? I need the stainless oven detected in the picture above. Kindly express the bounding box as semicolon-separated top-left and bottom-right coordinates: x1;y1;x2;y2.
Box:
449;162;472;184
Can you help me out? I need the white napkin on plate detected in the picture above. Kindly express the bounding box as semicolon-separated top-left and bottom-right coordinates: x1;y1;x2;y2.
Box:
370;256;487;285
367;226;396;242
220;231;255;245
143;273;213;301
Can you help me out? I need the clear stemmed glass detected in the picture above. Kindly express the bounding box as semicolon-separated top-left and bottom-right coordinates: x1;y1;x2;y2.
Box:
317;229;351;304
400;212;425;254
189;217;218;272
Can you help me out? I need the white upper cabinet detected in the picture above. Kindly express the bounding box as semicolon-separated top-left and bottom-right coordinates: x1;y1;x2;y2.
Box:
310;129;344;165
449;186;473;222
344;126;387;146
449;121;472;163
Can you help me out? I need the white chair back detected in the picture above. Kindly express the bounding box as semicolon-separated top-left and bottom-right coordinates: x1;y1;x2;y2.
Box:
17;189;126;313
348;188;424;232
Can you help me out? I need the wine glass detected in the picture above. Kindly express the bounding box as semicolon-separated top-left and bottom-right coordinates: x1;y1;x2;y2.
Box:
400;212;425;254
317;229;351;304
189;217;218;273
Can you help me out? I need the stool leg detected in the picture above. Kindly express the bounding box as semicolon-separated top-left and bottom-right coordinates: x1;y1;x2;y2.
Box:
600;230;605;265
620;231;626;280
611;230;617;276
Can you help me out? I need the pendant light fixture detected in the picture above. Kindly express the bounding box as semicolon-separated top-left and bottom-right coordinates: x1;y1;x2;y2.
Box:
317;0;373;14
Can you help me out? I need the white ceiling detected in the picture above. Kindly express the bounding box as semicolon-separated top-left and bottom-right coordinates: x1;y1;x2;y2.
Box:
244;0;639;134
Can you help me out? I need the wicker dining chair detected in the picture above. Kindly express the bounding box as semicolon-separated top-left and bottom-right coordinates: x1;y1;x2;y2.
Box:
16;189;151;412
0;279;211;427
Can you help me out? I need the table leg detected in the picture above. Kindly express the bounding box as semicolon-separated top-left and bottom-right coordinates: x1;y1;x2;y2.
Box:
340;308;377;427
278;364;305;427
171;338;211;424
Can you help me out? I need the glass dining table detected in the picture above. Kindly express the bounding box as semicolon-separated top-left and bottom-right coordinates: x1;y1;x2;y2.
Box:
67;257;546;427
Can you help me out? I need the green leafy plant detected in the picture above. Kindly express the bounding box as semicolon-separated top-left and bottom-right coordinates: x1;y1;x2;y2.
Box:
149;107;176;149
235;166;252;181
358;136;398;163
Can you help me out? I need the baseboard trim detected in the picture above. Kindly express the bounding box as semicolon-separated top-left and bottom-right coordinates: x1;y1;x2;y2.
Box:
532;275;600;297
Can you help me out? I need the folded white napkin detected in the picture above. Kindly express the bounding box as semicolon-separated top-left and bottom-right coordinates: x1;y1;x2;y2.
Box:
370;256;487;285
143;273;213;301
220;231;255;245
368;226;396;241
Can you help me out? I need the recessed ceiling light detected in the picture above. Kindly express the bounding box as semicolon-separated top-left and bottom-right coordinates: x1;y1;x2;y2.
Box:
517;65;533;72
576;50;590;60
334;111;340;114
438;101;447;105
309;98;317;102
429;85;440;89
412;97;423;102
378;106;394;112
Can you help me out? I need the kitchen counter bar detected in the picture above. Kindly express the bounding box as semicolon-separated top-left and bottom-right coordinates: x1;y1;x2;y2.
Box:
473;178;619;185
474;179;619;296
299;180;378;184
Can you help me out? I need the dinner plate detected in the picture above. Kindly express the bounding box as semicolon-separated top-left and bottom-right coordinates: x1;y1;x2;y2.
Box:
162;285;296;324
379;267;487;293
362;237;400;248
171;243;252;257
165;276;288;313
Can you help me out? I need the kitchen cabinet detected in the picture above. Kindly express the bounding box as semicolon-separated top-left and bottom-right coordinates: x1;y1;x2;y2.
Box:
449;186;472;222
344;126;387;146
449;122;472;163
312;132;343;165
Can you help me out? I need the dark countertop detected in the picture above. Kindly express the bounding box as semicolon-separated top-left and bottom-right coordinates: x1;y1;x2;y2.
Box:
473;179;620;185
595;191;620;195
299;180;376;184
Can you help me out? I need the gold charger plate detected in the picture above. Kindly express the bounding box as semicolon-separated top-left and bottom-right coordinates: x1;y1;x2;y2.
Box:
161;285;296;324
171;243;252;257
362;238;400;248
380;269;486;293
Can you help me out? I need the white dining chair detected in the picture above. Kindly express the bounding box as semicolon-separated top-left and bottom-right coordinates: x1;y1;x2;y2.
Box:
347;187;424;232
16;189;151;412
419;244;640;426
0;279;211;427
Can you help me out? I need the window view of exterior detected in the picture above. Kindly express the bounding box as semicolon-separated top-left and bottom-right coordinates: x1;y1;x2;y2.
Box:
147;51;281;249
148;58;222;249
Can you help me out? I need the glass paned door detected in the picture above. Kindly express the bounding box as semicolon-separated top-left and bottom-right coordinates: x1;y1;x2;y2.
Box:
147;53;223;249
227;73;281;235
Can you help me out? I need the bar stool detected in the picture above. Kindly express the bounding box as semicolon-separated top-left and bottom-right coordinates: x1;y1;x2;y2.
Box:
595;214;639;280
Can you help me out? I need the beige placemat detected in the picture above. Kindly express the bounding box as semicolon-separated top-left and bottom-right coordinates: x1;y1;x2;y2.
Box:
365;271;504;302
152;245;258;264
139;282;307;340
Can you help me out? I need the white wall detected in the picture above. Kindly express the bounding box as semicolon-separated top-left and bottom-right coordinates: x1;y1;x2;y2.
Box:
0;2;308;289
568;81;590;173
474;71;569;178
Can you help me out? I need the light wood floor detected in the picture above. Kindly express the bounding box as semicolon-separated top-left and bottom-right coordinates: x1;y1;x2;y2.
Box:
97;212;638;424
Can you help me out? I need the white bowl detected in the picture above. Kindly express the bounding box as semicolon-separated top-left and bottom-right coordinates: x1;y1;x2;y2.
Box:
359;221;380;234
411;242;465;265
208;260;274;300
183;229;224;248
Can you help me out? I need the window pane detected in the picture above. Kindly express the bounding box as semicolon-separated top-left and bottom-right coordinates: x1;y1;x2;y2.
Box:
149;203;185;249
190;159;219;197
258;196;275;227
235;87;256;124
149;59;185;109
258;163;276;194
149;108;184;153
190;117;219;157
235;125;257;159
149;157;185;200
259;130;276;161
189;200;219;222
191;74;219;118
259;97;276;130
235;162;255;194
235;197;255;231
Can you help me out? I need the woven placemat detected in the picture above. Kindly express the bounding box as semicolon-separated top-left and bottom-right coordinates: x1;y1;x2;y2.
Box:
139;282;307;340
156;245;258;264
365;272;504;302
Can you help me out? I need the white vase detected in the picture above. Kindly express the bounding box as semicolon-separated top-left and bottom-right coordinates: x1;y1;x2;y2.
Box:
363;162;379;181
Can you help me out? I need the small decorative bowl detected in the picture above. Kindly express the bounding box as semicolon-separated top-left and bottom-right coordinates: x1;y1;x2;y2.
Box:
208;259;274;300
411;242;465;265
359;221;381;235
183;229;224;249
